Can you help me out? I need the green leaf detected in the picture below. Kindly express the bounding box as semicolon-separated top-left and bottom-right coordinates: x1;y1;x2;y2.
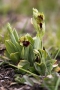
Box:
46;59;57;74
5;40;17;54
34;62;46;75
49;47;60;59
29;66;36;73
17;60;30;69
43;77;54;90
23;75;34;86
24;46;30;60
22;45;34;66
15;75;26;84
43;73;60;90
10;52;20;64
7;23;22;56
7;23;16;44
13;28;19;42
15;75;34;86
5;50;10;59
15;42;22;57
38;49;48;64
28;45;34;65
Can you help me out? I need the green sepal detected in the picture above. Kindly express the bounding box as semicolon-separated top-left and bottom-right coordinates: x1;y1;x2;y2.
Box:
26;34;34;45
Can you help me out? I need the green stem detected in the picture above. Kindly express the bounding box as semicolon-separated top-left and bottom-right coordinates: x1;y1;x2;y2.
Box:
7;62;39;80
36;33;42;47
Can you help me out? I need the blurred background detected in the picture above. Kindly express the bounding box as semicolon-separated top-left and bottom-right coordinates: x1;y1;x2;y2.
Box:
0;0;60;48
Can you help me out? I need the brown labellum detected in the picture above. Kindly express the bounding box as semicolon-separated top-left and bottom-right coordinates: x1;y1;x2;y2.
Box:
22;41;30;47
39;23;42;29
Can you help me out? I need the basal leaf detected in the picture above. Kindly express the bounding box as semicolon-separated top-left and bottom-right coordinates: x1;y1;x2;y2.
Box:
23;75;34;86
13;28;19;42
5;40;17;54
10;52;20;64
17;60;30;69
28;45;34;65
7;23;16;44
15;75;34;86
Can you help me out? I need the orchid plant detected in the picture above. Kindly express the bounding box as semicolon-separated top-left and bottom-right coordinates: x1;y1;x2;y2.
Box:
0;8;60;90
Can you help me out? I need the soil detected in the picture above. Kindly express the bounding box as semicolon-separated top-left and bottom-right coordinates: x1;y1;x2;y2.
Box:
0;65;47;90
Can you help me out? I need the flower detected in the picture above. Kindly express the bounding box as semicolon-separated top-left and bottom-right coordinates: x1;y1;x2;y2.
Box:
19;36;30;47
31;8;45;38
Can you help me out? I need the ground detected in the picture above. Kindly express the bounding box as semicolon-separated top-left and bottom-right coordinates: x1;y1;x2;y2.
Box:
0;64;47;90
